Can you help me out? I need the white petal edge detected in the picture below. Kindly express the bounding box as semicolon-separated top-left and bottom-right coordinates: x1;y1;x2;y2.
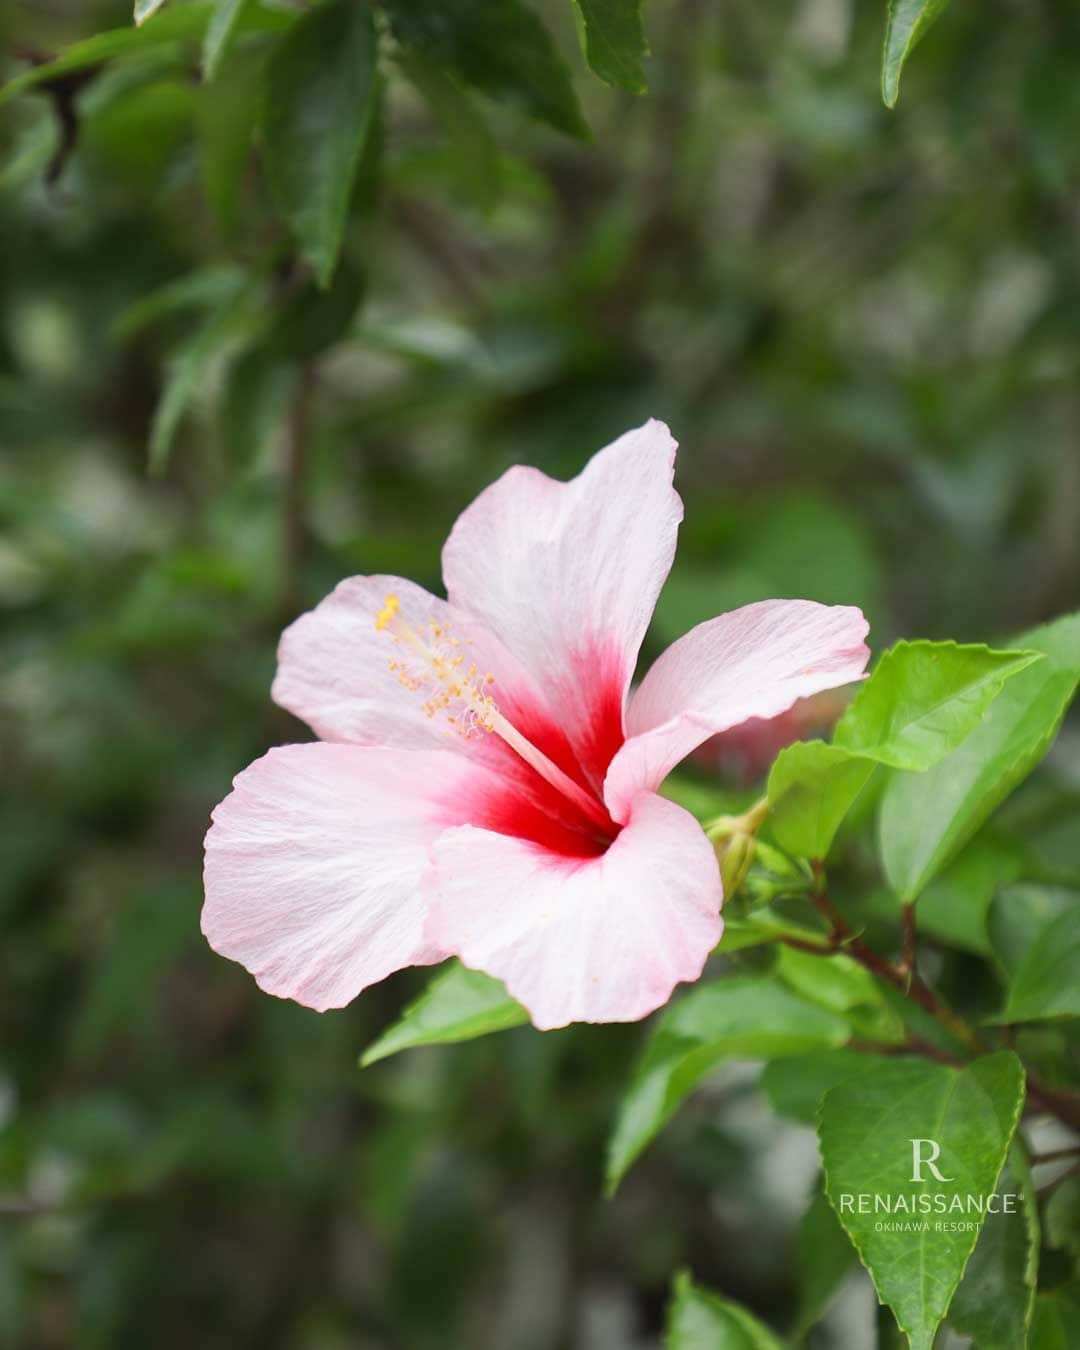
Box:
604;600;870;821
424;791;723;1030
202;743;483;1011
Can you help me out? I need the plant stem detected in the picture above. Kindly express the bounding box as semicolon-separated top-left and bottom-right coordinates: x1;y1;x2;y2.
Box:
1025;1075;1080;1132
900;900;917;977
1030;1145;1080;1165
807;863;980;1052
775;862;1080;1132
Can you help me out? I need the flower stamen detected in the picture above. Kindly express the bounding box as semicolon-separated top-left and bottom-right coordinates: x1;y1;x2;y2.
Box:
374;594;611;831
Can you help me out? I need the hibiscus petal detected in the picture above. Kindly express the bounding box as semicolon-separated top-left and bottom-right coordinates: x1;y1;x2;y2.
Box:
604;600;870;821
441;420;682;790
272;574;477;749
202;743;479;1011
425;792;722;1030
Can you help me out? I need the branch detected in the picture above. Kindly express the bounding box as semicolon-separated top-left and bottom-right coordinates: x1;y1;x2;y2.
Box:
807;865;980;1054
1029;1145;1080;1165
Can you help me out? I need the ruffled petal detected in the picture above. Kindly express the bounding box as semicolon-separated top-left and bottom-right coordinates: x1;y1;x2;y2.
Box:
604;600;870;821
272;574;489;750
424;792;722;1030
272;572;617;835
202;743;481;1011
441;420;682;790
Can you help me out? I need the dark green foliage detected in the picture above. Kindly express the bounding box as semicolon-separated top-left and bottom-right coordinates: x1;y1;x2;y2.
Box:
3;0;1080;1346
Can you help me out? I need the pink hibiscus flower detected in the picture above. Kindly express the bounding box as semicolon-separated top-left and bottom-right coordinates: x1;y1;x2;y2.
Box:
202;422;869;1030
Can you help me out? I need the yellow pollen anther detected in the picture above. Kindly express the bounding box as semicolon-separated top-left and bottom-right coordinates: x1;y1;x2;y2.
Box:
374;593;400;632
374;596;499;740
373;595;613;833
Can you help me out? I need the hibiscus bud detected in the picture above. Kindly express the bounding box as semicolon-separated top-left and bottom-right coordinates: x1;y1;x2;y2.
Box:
717;829;756;899
706;798;768;899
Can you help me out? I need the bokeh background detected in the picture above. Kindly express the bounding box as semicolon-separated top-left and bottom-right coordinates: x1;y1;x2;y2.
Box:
3;0;1080;1345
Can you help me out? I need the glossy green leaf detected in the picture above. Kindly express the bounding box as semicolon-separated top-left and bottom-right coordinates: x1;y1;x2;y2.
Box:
997;905;1080;1023
262;0;378;286
1029;1289;1080;1350
135;0;169;23
774;945;906;1044
572;0;648;94
818;1051;1025;1350
198;41;263;238
916;834;1024;957
0;4;289;108
882;0;950;109
664;1271;783;1350
1044;1174;1080;1259
384;0;587;139
360;962;527;1067
987;883;1076;981
880;613;1080;899
203;0;254;80
768;741;877;860
948;1143;1039;1349
767;642;1036;861
794;1183;855;1337
717;906;824;954
834;641;1041;771
606;977;849;1193
761;1048;897;1125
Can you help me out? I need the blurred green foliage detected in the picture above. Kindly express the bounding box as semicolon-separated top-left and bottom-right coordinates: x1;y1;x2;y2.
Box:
3;0;1080;1346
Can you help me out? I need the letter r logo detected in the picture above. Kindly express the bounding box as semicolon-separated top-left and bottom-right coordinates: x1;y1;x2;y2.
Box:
910;1138;952;1182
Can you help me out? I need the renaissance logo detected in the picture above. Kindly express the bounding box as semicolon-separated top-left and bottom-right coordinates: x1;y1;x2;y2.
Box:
835;1139;1019;1234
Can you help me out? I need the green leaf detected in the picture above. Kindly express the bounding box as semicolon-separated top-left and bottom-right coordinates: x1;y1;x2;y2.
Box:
1044;1174;1080;1258
881;0;950;109
384;0;588;139
0;4;289;108
818;1051;1026;1350
948;1143;1039;1349
135;0;169;23
203;0;254;80
664;1271;784;1350
360;962;527;1067
571;0;648;94
112;264;247;339
198;41;264;239
834;641;1041;772
398;50;501;213
774;945;906;1044
768;741;876;860
761;1048;897;1125
262;0;378;286
1029;1289;1080;1350
717;905;824;954
606;977;849;1193
997;904;1080;1023
988;883;1075;981
916;834;1024;957
794;1183;856;1337
264;264;364;361
880;613;1080;900
221;348;297;467
766;644;1035;861
149;281;255;474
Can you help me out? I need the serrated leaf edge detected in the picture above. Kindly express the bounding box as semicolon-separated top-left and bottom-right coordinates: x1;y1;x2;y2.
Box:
816;1052;1026;1350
